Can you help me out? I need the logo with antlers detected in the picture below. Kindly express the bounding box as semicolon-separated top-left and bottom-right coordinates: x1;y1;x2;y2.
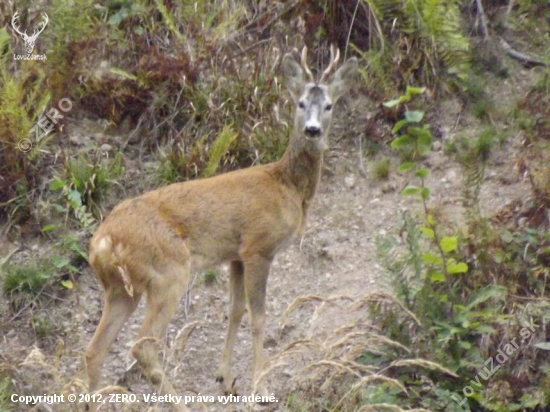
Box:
11;11;49;55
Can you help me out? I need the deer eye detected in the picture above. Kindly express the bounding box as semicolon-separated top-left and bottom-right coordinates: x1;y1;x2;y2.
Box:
298;101;306;110
325;104;333;111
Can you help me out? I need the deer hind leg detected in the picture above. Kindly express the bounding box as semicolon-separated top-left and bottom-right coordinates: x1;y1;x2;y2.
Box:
130;262;190;412
216;260;245;394
243;255;272;402
85;282;141;411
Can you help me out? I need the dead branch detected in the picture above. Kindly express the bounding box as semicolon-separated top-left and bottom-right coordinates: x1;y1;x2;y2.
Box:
499;37;547;67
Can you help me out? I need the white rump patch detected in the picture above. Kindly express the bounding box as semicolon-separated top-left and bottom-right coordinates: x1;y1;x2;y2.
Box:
95;236;112;253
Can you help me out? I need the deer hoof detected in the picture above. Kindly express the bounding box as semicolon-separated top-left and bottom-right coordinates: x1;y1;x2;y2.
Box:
216;375;238;395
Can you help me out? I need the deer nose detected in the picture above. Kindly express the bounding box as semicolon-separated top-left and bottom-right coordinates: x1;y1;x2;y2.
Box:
305;125;321;138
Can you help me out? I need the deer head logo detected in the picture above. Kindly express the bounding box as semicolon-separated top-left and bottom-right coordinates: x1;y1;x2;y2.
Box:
11;11;49;55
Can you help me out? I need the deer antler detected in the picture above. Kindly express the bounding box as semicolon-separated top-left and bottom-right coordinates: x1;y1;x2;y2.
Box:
11;11;27;37
30;13;49;39
300;46;315;82
319;44;341;83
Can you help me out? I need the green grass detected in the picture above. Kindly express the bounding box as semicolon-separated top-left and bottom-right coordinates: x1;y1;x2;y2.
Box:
203;269;221;286
2;260;55;312
0;375;13;412
372;157;391;180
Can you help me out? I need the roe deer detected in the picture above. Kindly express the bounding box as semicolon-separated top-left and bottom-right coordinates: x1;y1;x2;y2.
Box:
85;46;357;411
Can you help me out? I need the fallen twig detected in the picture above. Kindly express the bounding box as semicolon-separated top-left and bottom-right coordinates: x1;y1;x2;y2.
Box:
499;37;547;67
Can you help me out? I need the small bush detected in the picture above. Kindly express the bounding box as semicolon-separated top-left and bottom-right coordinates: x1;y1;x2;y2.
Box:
0;30;50;222
372;157;391;180
51;150;124;227
2;261;55;312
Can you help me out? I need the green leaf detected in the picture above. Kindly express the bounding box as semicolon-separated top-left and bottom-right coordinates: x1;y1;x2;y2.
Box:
420;186;430;200
391;135;413;149
61;280;74;289
53;204;66;213
405;85;426;96
50;179;65;191
392;119;409;134
416;125;433;138
398;162;416;172
431;272;446;282
501;230;513;243
534;342;550;350
67;264;80;273
68;190;82;208
108;9;127;25
419;227;435;239
407;125;429;136
383;98;400;108
458;341;472;349
405;110;424;123
404;126;432;157
422;252;443;265
52;256;70;268
41;224;58;233
440;237;458;253
401;186;421;196
383;96;408;108
415;168;429;178
466;285;507;308
447;261;468;274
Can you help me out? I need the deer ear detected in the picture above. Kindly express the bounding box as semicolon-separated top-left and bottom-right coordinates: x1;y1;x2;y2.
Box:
282;54;305;101
329;57;358;102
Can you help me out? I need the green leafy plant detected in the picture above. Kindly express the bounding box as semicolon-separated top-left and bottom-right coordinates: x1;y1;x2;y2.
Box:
51;151;123;229
0;28;51;222
203;124;238;177
386;88;433;168
354;0;470;96
358;89;548;410
385;86;432;190
2;261;55;312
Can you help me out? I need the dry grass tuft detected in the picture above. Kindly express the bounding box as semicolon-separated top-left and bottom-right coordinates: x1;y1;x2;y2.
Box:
280;294;353;331
171;320;202;359
327;331;411;357
349;292;422;326
349;375;408;396
389;359;458;378
328;321;381;339
277;293;456;410
129;336;162;354
303;360;363;379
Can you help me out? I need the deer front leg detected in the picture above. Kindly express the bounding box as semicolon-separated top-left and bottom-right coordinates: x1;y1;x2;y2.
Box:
216;261;245;394
243;255;271;402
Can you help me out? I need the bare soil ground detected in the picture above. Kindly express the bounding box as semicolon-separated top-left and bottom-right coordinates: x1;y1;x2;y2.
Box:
0;68;537;411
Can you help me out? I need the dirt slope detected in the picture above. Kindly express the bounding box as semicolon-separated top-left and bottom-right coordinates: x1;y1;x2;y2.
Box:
0;70;535;411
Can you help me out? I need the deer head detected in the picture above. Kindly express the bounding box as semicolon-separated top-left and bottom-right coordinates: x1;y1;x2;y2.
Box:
282;45;358;153
12;11;49;54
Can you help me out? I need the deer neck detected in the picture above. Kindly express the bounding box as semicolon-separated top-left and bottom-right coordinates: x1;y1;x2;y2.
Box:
277;135;323;203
